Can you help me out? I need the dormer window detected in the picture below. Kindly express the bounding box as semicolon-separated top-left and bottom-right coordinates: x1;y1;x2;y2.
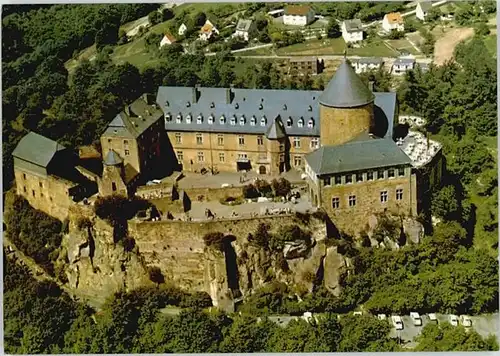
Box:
230;116;236;125
197;114;203;124
308;119;314;128
308;105;312;112
259;103;263;110
166;101;169;107
250;116;256;126
208;115;214;124
186;114;192;123
219;115;226;124
286;117;293;127
298;118;304;128
239;116;246;125
283;104;287;110
176;114;182;124
210;102;215;108
165;113;172;122
186;102;191;107
235;103;239;109
260;116;267;126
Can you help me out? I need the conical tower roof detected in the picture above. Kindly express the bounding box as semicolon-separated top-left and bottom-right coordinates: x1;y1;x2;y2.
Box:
266;117;286;140
319;58;375;108
103;150;124;166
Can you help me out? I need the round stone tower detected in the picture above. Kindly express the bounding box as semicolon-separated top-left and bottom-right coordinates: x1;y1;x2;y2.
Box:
319;58;375;146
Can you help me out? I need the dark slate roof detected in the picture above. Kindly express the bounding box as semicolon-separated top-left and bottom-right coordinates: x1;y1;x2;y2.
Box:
124;164;138;183
352;57;383;65
104;150;123;166
12;131;66;168
103;94;164;139
305;138;411;175
319;59;375;108
394;58;416;65
343;19;363;32
266;118;286;139
236;19;252;32
418;1;432;12
157;87;396;139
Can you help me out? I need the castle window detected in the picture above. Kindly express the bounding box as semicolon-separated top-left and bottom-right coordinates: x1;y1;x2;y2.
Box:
356;173;363;182
332;197;340;209
348;195;356;207
239;116;246;125
177;151;183;161
388;168;395;178
41;192;44;198
125;149;130;156
219;153;225;162
32;190;35;197
219;115;226;124
196;133;203;145
250;116;256;126
23;173;26;180
398;167;405;177
260;117;267;126
218;134;224;146
230;116;236;125
334;175;342;185
308;119;314;128
197;115;203;124
208;115;214;124
287;117;293;127
294;156;302;166
293;137;301;148
23;186;27;193
311;137;319;149
176;114;182;123
396;188;403;200
380;190;388;203
367;171;374;181
39;182;43;188
124;140;129;147
238;153;248;160
108;139;112;144
50;197;53;202
345;174;353;184
257;136;264;145
238;135;245;146
197;152;205;162
112;183;116;192
377;170;385;179
298;118;304;128
186;114;192;124
175;133;182;144
323;177;331;186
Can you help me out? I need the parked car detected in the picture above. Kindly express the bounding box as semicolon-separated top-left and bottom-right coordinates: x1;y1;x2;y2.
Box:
460;315;472;327
377;314;387;320
428;313;438;324
353;311;363;316
449;314;459;326
391;315;404;330
410;312;422;326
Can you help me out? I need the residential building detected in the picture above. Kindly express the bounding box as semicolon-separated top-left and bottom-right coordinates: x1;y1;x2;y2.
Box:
416;1;433;21
268;9;285;17
289;57;320;76
350;57;383;74
199;19;219;41
382;12;405;32
178;23;187;36
159;33;176;48
232;19;256;41
392;57;416;75
283;5;315;26
341;19;364;43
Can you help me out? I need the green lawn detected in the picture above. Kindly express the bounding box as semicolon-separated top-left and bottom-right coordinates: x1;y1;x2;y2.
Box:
385;39;420;55
484;34;497;57
111;38;163;70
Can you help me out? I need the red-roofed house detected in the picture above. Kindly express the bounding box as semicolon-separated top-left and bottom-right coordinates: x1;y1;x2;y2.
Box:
159;33;176;48
199;19;219;41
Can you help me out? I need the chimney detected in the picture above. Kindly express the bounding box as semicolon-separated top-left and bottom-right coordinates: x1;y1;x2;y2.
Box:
124;105;130;116
368;81;374;92
226;88;233;104
192;87;199;103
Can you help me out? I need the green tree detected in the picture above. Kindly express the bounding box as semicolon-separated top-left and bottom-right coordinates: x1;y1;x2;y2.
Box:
266;319;330;352
326;18;341;38
220;316;277;352
148;10;162;25
430;185;460;221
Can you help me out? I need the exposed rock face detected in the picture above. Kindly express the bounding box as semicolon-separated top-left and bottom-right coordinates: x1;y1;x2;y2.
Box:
283;240;311;259
403;218;425;244
323;246;350;296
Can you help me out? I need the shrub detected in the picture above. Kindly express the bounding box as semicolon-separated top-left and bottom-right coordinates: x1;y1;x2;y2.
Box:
294;211;311;225
203;232;227;251
243;184;259;199
248;223;272;249
180;291;213;308
271;178;291;197
254;178;272;196
148;266;165;285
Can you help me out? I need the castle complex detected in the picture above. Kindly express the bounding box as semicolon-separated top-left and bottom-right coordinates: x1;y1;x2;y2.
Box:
12;58;443;232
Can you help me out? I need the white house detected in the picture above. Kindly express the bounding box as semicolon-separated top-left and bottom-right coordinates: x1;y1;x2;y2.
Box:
392;57;415;75
178;23;187;36
199;19;219;41
351;57;383;74
382;12;405;32
159;33;176;48
416;1;433;21
341;19;363;43
283;5;315;26
232;19;256;42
